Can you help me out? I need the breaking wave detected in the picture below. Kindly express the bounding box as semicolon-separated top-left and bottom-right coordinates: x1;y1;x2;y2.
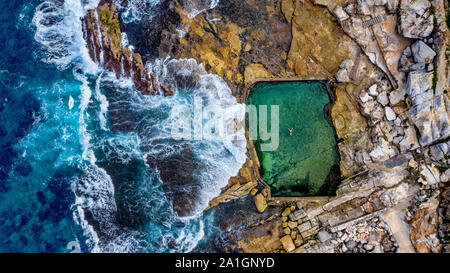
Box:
28;0;244;252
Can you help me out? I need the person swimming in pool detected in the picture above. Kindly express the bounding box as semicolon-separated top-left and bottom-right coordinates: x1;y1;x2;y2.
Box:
288;128;293;136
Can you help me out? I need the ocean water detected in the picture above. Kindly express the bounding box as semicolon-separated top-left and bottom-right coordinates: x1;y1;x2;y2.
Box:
247;81;340;197
0;0;246;253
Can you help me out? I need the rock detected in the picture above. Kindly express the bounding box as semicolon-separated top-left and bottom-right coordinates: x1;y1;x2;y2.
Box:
377;91;389;106
386;0;399;13
360;91;372;103
368;84;378;96
287;221;298;229
317;230;332;242
297;221;312;233
283;227;291;235
440;169;450;183
280;235;296;252
281;207;291;217
289;209;306;221
339;59;353;70
430;143;448;161
254;193;268;213
385;107;396;121
364;243;375;251
333;5;349;21
406;71;450;145
411;40;436;64
335;69;350;83
418;164;441;185
398;0;434;39
410;198;440;253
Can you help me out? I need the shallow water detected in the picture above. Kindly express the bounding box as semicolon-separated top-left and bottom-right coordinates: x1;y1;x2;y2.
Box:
247;81;340;197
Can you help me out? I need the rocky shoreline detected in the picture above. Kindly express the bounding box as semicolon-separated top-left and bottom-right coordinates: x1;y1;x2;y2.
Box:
81;0;449;253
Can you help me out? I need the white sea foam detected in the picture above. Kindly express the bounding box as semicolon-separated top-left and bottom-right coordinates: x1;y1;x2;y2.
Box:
31;0;241;253
68;96;75;110
32;0;99;73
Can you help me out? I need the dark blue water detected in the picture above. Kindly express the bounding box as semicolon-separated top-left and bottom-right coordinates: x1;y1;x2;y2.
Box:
0;0;246;253
0;0;88;252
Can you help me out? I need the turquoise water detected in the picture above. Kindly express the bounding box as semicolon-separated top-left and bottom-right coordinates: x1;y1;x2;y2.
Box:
247;81;341;197
0;0;244;252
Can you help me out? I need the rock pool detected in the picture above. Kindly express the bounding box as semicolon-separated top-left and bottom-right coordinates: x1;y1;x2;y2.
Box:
247;81;341;197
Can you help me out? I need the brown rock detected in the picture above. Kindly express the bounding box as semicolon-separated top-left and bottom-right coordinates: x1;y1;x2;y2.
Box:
254;193;268;213
280;235;296;252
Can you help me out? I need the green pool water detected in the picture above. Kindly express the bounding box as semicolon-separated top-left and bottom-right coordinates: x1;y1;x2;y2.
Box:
247;81;341;197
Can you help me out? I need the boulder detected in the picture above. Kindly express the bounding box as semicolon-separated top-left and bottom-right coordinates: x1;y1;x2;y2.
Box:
398;0;434;39
368;84;378;96
280;235;296;252
333;5;349;21
377;91;389;106
289;209;306;221
317;230;332;242
336;69;350;83
411;40;436;64
385;106;396;121
254;193;268;213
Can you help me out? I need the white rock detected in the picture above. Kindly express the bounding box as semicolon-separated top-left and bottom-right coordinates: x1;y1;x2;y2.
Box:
339;59;353;70
333;5;350;21
336;69;350;83
377;91;389;106
368;84;378;96
385;106;396;121
440;169;450;183
418;164;441;185
411;40;436;63
360;91;372;102
318;231;332;242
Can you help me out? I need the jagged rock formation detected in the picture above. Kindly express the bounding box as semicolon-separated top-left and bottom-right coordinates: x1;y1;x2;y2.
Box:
82;0;175;96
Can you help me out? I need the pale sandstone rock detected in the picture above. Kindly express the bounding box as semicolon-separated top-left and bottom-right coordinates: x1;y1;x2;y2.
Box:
280;235;296;252
254;193;268;213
